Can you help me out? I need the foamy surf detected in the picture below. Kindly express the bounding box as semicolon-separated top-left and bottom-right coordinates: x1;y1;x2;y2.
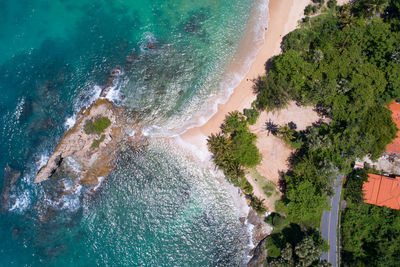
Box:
132;0;270;138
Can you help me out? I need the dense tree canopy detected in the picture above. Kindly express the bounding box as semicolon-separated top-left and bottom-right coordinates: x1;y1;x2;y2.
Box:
341;169;400;266
255;0;399;229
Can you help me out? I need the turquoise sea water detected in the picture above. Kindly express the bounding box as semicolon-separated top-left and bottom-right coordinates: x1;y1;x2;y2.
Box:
0;0;268;265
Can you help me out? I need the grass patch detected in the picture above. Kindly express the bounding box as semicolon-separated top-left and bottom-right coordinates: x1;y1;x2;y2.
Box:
84;117;111;135
247;168;279;198
91;134;105;149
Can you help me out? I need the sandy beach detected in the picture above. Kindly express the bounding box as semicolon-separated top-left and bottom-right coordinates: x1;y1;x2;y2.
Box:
180;0;311;148
178;0;319;209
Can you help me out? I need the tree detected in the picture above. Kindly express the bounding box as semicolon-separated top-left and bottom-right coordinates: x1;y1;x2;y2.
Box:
284;179;329;227
253;73;291;111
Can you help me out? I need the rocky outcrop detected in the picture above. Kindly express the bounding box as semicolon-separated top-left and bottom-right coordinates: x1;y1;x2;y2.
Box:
247;210;273;267
34;98;144;185
34;66;147;186
247;210;273;246
247;236;269;267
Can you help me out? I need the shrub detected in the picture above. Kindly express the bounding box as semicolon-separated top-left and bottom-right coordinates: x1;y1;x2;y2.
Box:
84;117;111;135
248;194;268;215
266;212;287;228
263;183;276;197
243;108;260;125
91;134;106;149
327;0;336;9
232;130;262;167
304;4;313;16
266;238;281;258
221;111;247;135
312;5;319;14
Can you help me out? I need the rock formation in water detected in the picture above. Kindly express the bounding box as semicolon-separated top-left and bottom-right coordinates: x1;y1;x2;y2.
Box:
34;68;145;189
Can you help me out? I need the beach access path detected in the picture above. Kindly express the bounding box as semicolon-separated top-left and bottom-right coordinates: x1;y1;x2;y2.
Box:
320;174;344;267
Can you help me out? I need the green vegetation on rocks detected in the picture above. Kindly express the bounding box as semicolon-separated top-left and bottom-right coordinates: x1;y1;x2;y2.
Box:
91;134;106;149
84;117;111;135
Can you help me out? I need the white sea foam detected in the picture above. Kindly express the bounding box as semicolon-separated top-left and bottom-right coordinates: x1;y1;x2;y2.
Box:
151;0;270;138
93;176;105;191
104;84;120;102
65;115;76;130
90;85;103;104
37;154;49;169
246;219;255;250
173;135;211;163
139;32;158;53
63;156;81;174
64;84;102;130
9;190;31;213
13;97;25;122
59;185;82;212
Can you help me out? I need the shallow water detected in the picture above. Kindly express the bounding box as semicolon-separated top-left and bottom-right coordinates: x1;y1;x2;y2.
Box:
0;0;268;265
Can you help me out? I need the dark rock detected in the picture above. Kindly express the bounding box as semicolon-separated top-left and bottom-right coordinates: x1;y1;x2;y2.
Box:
20;98;33;122
247;209;264;225
110;67;122;77
247;236;268;267
1;166;20;213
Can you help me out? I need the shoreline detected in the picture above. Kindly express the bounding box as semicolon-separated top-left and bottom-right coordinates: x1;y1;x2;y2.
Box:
179;0;311;157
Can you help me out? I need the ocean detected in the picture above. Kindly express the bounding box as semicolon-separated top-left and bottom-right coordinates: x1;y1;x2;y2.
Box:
0;0;268;265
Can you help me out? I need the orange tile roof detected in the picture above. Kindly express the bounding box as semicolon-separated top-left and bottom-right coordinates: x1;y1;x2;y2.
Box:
363;173;400;210
386;101;400;154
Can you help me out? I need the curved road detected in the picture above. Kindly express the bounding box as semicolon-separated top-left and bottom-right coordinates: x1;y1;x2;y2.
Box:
320;174;344;267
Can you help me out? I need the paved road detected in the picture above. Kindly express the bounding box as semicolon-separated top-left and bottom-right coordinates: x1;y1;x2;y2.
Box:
320;174;344;267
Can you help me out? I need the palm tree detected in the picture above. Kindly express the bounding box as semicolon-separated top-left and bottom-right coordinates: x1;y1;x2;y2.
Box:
265;119;279;135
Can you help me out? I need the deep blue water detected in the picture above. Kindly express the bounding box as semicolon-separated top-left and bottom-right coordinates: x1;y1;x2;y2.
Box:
0;0;268;265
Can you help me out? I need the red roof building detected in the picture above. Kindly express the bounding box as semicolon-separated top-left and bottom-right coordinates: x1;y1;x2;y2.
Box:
362;102;400;209
386;101;400;154
363;173;400;210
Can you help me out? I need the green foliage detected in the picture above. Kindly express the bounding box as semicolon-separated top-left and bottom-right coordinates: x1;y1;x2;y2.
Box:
253;73;290;111
91;134;105;149
343;169;368;203
283;28;315;52
220;111;247;135
327;0;337;9
282;179;329;227
207;111;263;211
243;107;260;125
266;238;281;258
248;194;268;215
84;117;111;135
266;212;287;229
267;224;330;266
250;1;400;264
341;173;400;266
253;0;399;231
232;129;261;167
263;183;275;197
304;4;313;16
